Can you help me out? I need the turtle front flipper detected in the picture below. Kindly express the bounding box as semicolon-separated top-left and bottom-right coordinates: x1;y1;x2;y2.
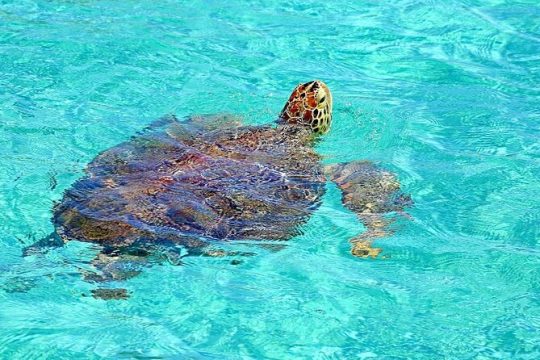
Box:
325;161;412;258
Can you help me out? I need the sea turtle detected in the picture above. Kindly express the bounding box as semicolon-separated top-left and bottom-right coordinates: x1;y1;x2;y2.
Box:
28;80;411;293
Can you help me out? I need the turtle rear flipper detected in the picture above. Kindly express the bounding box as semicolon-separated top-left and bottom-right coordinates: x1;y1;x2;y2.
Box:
22;232;65;257
325;161;413;258
82;241;186;283
83;251;149;283
81;236;255;280
81;244;176;300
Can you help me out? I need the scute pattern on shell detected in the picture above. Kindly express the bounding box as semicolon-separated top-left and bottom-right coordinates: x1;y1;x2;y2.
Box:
53;119;327;247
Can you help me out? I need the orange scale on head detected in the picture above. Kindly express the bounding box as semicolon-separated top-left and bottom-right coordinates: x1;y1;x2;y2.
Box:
307;96;317;108
279;80;333;135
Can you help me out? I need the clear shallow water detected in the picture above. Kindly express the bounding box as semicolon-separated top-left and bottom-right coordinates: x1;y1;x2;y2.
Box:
1;0;539;358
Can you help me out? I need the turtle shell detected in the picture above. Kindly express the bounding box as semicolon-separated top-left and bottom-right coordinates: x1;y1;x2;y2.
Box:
53;118;326;248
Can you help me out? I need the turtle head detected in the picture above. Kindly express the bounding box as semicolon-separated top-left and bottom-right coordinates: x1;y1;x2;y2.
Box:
278;80;333;135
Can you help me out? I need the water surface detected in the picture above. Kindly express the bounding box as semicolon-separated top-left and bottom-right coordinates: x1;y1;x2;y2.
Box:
1;0;539;358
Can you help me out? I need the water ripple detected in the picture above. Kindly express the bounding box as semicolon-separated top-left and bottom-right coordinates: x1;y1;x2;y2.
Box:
1;0;540;357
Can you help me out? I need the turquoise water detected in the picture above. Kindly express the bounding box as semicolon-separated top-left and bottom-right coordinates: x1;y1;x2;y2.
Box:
1;0;539;358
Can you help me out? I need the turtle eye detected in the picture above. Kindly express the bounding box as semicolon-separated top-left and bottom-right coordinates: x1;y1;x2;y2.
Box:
319;96;326;103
